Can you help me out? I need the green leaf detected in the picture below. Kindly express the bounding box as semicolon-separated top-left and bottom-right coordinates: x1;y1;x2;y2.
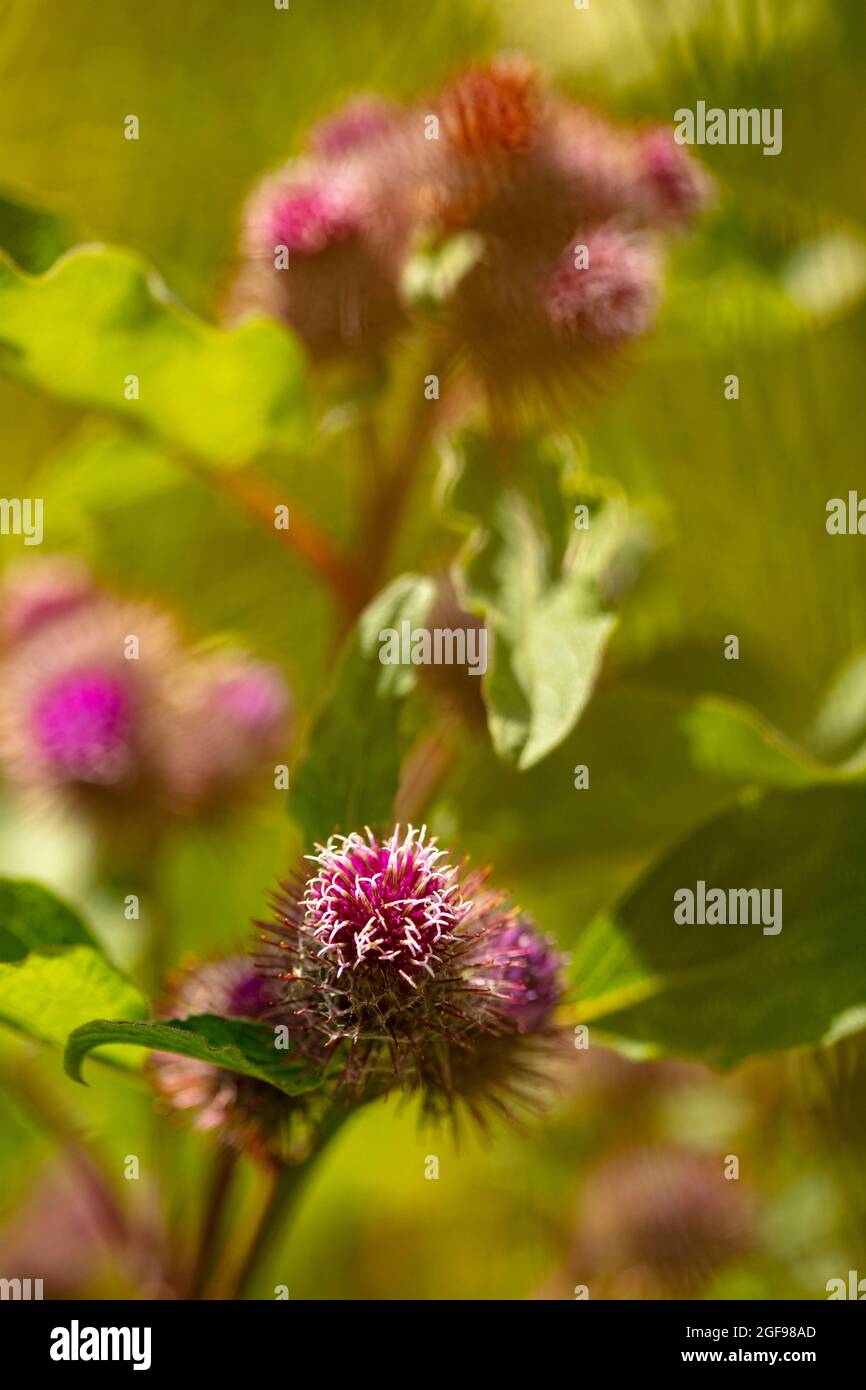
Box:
447;683;845;863
401;231;485;309
0;880;147;1049
0;245;309;465
289;573;435;845
0;188;73;273
571;786;866;1066
444;432;629;770
0;880;97;960
65;1013;323;1097
36;426;182;544
805;648;866;764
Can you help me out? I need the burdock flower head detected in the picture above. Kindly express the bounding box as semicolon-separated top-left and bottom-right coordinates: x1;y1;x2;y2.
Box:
1;556;95;647
256;824;565;1131
428;56;711;247
576;1147;754;1296
0;593;189;817
149;955;314;1166
175;651;291;809
0;563;293;823
232;98;414;359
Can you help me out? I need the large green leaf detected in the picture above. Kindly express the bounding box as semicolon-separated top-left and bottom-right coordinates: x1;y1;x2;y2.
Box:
0;880;147;1049
436;681;856;953
65;1013;323;1097
445;682;848;861
289;573;435;845
571;785;866;1065
444;432;635;770
0;245;309;465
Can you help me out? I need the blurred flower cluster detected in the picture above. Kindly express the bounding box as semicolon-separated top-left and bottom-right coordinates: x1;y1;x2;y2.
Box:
232;55;711;402
0;558;291;827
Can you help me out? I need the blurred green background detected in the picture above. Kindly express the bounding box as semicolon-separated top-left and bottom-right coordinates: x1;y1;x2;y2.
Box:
0;0;864;1299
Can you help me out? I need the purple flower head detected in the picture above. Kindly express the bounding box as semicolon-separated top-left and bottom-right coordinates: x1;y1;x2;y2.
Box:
33;670;132;785
149;955;314;1166
265;182;363;258
309;97;396;158
304;825;464;981
174;653;291;809
544;228;660;345
234;157;409;358
211;662;288;735
1;558;94;647
0;596;191;815
474;918;564;1032
635;127;712;228
256;827;564;1130
578;1147;754;1296
229;58;710;393
165;956;269;1020
226;966;270;1019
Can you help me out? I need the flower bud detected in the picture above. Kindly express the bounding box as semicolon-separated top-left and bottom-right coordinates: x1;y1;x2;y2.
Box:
149;955;312;1165
233;129;413;358
471;918;564;1033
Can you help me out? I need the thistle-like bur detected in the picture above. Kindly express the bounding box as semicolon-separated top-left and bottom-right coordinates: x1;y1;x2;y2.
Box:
0;560;292;822
173;651;291;809
0;593;189;818
231;54;711;404
256;825;565;1131
0;557;94;647
149;955;319;1166
576;1147;754;1297
232;101;414;360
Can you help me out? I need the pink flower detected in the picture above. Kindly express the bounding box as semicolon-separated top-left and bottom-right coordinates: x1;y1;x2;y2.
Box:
256;826;564;1128
176;652;291;808
635;127;713;227
309;97;397;158
1;557;94;646
0;595;189;813
304;825;464;980
544;228;660;344
263;182;363;258
149;956;315;1165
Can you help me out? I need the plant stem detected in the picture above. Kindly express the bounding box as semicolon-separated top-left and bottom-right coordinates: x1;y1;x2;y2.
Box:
395;715;458;823
187;1149;238;1299
224;1107;350;1300
177;450;365;618
0;1055;131;1256
227;1160;310;1300
360;356;449;598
